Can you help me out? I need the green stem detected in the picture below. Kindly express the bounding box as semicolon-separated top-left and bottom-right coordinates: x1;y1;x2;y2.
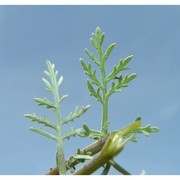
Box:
109;160;131;175
100;57;109;135
47;134;109;175
52;73;66;175
73;149;108;175
101;162;111;175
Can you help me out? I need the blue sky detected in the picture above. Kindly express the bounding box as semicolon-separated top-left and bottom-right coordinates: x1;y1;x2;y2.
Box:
0;5;180;175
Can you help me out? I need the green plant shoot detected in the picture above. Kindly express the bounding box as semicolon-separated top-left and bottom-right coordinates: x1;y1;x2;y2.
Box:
25;27;159;175
25;60;90;175
80;27;137;137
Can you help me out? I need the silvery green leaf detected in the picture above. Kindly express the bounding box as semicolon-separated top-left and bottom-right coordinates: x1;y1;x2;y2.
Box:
81;60;101;87
106;59;130;82
63;127;84;140
85;48;100;66
59;94;68;103
29;127;57;141
42;78;53;92
106;81;121;98
57;76;63;87
34;97;56;109
102;43;116;62
63;105;90;125
46;60;55;73
24;113;57;130
44;70;50;77
55;70;58;78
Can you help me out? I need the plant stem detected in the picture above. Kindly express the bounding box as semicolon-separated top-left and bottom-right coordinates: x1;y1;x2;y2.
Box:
46;134;109;175
109;160;131;175
52;73;66;175
101;162;111;175
99;46;109;135
72;150;108;175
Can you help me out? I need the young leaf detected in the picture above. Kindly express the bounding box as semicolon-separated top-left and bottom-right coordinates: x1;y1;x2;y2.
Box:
63;105;91;125
29;127;57;141
100;33;105;46
106;56;133;82
134;125;159;136
24;113;57;130
121;55;133;66
44;70;50;77
57;76;63;88
59;94;69;103
102;43;116;62
90;38;98;50
34;97;56;109
42;78;53;92
80;58;88;72
82;124;102;139
85;48;100;66
63;127;76;140
87;80;96;97
123;73;137;84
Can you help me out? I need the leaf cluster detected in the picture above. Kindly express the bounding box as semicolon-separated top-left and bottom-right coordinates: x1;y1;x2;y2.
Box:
25;60;90;142
80;27;137;103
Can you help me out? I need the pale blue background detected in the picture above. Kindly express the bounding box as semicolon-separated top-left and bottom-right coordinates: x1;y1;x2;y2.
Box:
0;5;180;175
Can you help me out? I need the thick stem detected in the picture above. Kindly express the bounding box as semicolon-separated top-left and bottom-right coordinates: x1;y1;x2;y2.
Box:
47;134;109;175
73;151;108;175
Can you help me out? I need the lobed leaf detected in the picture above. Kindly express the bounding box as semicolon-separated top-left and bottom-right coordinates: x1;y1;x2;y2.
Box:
134;125;160;136
34;97;56;109
29;127;57;141
106;56;133;82
63;105;91;125
123;73;137;84
82;124;102;139
85;48;100;66
24;113;57;130
63;127;84;140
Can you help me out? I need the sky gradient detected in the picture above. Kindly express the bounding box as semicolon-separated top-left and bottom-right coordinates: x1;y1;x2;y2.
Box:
0;5;180;175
